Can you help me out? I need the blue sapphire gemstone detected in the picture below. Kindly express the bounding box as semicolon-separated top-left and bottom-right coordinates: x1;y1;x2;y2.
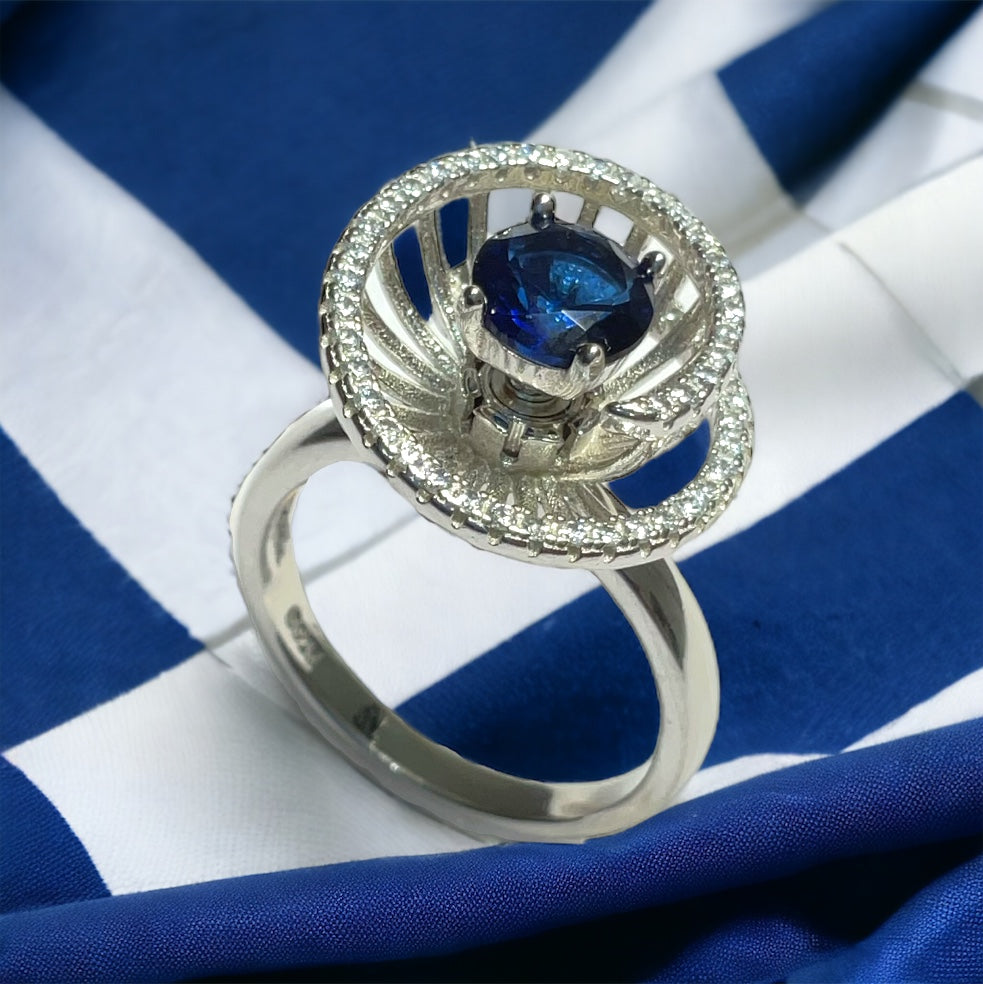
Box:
471;219;655;370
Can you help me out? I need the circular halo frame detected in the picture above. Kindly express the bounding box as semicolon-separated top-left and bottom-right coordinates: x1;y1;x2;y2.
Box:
320;143;752;569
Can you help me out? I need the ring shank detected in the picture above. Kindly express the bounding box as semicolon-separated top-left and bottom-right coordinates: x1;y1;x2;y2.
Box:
230;400;719;842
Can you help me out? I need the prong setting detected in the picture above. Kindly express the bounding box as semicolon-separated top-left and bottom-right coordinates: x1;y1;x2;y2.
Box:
638;250;667;282
463;284;485;307
576;341;605;372
530;192;556;229
468;365;572;471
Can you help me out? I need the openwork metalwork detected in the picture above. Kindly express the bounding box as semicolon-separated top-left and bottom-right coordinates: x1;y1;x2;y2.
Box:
321;143;752;569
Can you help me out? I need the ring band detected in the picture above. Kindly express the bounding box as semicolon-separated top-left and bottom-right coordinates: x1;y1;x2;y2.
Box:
231;144;752;842
231;401;719;841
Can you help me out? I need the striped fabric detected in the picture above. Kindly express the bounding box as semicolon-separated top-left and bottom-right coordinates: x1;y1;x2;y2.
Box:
1;2;981;980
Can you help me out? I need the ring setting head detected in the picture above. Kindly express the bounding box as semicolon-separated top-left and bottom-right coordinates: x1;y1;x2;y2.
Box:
320;144;752;568
468;197;656;386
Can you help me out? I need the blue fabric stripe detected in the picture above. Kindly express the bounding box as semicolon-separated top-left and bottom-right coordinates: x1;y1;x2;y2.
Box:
198;837;979;983
612;420;711;509
0;758;108;914
2;720;979;982
0;431;201;748
719;1;978;191
0;0;646;362
400;393;983;778
0;1;22;24
791;851;983;984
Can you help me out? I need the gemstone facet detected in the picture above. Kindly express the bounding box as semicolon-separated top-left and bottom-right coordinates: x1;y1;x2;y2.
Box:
472;219;655;370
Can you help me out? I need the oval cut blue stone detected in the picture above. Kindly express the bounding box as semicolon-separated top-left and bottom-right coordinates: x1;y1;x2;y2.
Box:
472;220;655;370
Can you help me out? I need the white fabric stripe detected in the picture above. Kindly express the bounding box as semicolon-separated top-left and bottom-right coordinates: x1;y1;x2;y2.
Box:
535;72;824;279
678;753;823;803
213;512;593;709
802;10;983;232
686;164;976;558
293;512;593;707
8;650;978;894
0;90;409;642
802;101;982;234
912;7;983;105
837;155;983;383
845;668;983;752
538;0;827;159
4;652;484;895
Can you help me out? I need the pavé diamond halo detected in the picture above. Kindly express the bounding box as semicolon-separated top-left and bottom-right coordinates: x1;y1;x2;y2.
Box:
321;143;752;567
231;144;753;842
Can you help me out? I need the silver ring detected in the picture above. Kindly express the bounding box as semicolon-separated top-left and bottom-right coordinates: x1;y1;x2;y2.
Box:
230;143;753;842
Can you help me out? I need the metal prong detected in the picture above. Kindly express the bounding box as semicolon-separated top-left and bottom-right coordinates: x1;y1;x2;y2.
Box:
638;250;667;282
500;417;526;466
577;342;605;371
530;192;556;230
569;341;606;390
460;284;487;355
462;365;481;397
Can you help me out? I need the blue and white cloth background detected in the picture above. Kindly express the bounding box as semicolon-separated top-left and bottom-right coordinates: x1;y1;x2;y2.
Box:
1;1;981;980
